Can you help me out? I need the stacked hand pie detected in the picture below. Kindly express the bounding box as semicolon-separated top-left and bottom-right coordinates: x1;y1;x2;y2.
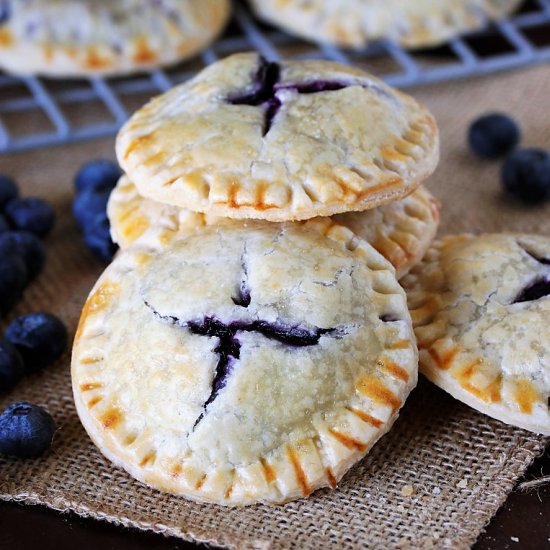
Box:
72;53;445;506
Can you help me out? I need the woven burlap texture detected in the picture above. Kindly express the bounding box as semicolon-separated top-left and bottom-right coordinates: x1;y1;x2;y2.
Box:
2;64;550;549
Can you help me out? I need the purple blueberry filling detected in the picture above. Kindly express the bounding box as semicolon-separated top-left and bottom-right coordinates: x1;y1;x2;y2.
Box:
145;297;346;428
226;56;387;136
186;316;338;427
227;58;280;107
227;58;280;135
189;317;336;350
263;97;283;137
232;286;251;308
187;318;240;426
513;278;550;304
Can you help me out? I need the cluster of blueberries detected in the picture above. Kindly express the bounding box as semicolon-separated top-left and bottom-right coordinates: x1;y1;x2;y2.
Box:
0;313;67;457
468;113;550;203
0;175;68;458
0;176;54;315
72;159;121;263
0;160;120;460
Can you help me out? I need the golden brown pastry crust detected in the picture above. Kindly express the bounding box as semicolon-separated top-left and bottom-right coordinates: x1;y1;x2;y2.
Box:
108;175;440;278
0;0;230;77
249;0;522;49
73;220;418;505
116;53;439;221
402;233;550;435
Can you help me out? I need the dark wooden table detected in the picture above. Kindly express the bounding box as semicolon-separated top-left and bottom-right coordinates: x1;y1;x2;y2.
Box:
1;442;549;549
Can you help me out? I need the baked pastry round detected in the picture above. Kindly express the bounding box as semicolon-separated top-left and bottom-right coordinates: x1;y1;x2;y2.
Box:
403;233;550;435
334;185;440;278
108;175;440;278
73;220;418;505
0;0;230;77
248;0;522;49
107;174;219;249
116;53;439;221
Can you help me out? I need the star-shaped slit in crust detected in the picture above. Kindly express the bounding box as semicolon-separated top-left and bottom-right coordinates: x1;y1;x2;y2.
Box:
143;252;362;428
227;56;390;136
145;304;351;429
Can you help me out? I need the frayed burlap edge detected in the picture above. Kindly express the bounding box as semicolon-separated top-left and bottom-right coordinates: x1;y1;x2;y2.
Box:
1;421;547;550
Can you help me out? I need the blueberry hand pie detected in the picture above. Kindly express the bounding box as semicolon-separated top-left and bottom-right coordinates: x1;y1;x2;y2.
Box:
108;175;440;279
0;0;230;77
249;0;522;49
116;53;439;221
403;233;550;434
72;220;418;505
334;185;440;279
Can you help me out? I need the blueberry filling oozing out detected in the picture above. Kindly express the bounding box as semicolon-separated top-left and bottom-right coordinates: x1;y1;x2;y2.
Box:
513;278;550;304
227;56;379;136
276;80;349;95
187;318;241;423
227;58;281;136
227;58;280;107
145;299;345;429
186;317;340;427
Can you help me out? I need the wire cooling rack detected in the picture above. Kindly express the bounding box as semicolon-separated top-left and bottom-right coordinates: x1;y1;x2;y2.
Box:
1;0;550;154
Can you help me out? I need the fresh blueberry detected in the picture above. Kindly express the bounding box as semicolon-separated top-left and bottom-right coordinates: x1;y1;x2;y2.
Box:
83;212;118;263
0;342;25;393
74;159;121;194
0;1;11;26
0;402;56;458
0;174;18;210
0;213;9;233
502;148;550;204
0;254;27;314
0;231;46;280
72;188;111;232
4;197;55;237
468;113;521;159
5;313;68;372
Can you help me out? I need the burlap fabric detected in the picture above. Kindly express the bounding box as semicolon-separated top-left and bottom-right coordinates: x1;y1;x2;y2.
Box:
1;64;550;549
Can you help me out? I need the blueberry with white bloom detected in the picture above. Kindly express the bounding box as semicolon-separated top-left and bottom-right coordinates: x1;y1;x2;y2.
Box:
0;402;56;458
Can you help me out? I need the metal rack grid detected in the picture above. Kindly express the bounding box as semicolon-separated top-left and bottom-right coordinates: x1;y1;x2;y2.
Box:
1;0;550;154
